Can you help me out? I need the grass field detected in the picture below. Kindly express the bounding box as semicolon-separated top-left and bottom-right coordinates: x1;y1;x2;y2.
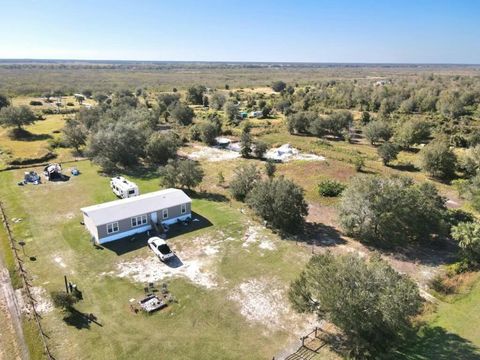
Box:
2;63;479;96
389;278;480;359
0;112;76;169
1;84;480;359
0;161;336;360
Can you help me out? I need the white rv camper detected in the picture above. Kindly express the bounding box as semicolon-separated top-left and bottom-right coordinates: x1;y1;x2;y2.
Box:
110;176;139;199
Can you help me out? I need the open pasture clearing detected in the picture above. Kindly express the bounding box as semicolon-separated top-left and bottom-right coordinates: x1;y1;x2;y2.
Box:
0;161;335;360
2;133;480;358
1;67;480;359
0;112;76;169
2;62;479;96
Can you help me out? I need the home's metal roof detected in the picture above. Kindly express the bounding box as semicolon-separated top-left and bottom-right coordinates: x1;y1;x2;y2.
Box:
81;188;191;226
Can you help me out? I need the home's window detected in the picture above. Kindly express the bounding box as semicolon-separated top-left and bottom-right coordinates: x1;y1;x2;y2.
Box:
181;203;187;214
162;209;168;219
131;215;147;227
106;222;119;234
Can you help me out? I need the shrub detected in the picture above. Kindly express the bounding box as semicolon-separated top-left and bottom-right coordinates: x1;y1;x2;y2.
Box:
363;121;392;145
289;252;422;358
265;160;276;178
47;137;67;150
339;175;449;245
253;141;267;158
271;81;287;92
318;179;346;197
51;291;78;311
445;260;472;276
169;102;194;126
189;125;201;141
62;118;87;152
229;164;261;201
429;274;455;295
199;122;218;145
159;159;204;189
420;139;457;179
145;132;179;165
451;221;480;266
394;119;430;149
247;177;308;233
377;142;399;165
29;100;43;106
0;105;37;130
353;156;365;171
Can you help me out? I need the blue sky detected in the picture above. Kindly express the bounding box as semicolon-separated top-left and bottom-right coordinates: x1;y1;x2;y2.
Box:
1;0;479;63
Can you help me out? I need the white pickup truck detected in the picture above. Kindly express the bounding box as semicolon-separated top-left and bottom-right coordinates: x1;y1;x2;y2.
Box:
148;237;175;262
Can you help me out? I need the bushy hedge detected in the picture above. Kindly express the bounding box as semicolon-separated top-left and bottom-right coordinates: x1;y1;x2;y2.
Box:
318;179;346;197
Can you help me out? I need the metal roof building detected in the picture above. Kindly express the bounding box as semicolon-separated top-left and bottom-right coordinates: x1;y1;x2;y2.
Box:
81;189;192;244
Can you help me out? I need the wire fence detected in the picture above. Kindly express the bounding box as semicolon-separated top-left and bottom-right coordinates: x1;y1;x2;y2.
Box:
0;201;55;360
0;157;88;173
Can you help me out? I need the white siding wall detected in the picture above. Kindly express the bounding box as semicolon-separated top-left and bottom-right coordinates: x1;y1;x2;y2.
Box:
82;213;99;242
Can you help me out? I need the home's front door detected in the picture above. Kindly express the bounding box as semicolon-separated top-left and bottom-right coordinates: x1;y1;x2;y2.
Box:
150;212;158;224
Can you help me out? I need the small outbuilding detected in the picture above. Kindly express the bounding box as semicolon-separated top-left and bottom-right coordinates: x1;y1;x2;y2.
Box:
81;188;192;244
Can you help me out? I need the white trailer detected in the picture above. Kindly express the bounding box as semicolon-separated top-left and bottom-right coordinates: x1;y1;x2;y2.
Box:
110;176;139;199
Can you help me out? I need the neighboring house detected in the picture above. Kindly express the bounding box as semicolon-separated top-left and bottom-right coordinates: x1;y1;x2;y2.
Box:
249;110;263;118
81;188;192;244
374;80;387;86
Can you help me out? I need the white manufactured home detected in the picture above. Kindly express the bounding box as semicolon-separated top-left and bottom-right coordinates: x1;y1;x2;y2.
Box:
80;189;192;244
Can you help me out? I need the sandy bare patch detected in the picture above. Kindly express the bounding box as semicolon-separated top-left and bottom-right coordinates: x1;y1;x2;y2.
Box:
115;232;227;289
53;255;67;268
117;256;217;289
229;278;287;328
259;240;276;251
242;225;276;251
265;144;326;162
16;286;53;315
187;145;240;162
204;245;220;255
229;278;316;335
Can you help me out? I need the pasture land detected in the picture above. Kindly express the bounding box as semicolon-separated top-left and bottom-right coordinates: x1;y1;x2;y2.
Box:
1;68;480;358
1;62;479;96
0;161;338;360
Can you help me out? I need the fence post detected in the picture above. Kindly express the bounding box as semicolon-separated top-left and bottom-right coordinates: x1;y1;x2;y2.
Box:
0;201;55;360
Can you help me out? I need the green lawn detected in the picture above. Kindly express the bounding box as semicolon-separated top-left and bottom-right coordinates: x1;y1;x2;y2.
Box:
0;162;327;360
2;118;480;359
0;113;76;169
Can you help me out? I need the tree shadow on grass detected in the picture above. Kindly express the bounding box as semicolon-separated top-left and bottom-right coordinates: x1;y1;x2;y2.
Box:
121;166;159;181
390;163;420;172
8;128;53;141
289;222;347;247
186;189;228;203
357;168;377;175
380;239;459;268
390;326;480;360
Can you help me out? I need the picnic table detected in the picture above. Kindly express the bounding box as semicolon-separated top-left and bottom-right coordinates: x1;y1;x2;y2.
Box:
139;294;167;313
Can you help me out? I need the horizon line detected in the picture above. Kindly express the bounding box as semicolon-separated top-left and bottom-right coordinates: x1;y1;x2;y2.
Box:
1;58;480;66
